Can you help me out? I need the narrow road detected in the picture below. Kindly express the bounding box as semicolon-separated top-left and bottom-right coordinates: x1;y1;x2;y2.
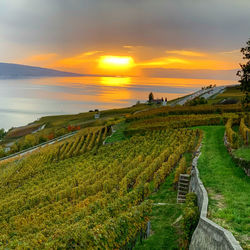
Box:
175;86;225;106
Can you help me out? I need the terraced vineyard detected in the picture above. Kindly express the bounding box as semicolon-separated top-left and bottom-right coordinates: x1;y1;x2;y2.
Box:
127;113;238;131
0;128;200;248
44;126;110;163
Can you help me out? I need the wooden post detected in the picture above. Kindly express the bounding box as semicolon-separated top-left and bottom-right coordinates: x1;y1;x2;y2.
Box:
146;221;151;237
246;131;249;145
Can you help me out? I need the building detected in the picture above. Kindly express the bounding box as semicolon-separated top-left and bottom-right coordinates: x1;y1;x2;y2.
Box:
148;97;167;105
94;113;100;119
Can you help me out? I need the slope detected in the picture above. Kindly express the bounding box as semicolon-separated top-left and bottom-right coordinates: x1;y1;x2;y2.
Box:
196;126;250;249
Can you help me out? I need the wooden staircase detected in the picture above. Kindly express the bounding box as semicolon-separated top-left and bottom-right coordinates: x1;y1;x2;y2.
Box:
177;174;190;203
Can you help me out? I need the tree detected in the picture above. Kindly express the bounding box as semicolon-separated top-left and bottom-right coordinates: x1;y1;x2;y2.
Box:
11;143;19;153
237;38;250;105
0;128;6;139
47;133;55;140
0;146;5;158
23;134;37;148
148;92;154;103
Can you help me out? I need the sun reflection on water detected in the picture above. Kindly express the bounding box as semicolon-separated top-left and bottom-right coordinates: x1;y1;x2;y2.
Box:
100;77;131;86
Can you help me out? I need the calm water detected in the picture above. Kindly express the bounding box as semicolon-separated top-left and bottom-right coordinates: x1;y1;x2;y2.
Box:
0;76;234;130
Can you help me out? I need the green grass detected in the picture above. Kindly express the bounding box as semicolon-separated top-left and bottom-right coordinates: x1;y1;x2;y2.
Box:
134;173;183;250
183;152;193;167
35;104;150;128
233;146;250;161
105;121;128;143
196;126;250;249
207;86;244;105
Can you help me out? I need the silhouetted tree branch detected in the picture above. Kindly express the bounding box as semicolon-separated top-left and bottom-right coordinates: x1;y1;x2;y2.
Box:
237;38;250;105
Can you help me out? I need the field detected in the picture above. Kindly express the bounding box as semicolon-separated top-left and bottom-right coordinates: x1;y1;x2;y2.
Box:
134;173;182;250
0;104;150;156
207;85;244;105
0;86;249;249
0;127;199;248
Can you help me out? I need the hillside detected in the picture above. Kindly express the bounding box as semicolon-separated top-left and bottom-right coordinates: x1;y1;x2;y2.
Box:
0;87;249;249
0;127;200;248
196;126;250;249
0;62;83;79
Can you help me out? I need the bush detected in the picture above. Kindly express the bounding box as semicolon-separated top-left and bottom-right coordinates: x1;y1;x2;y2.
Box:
0;128;6;139
239;117;250;145
225;118;239;149
173;156;187;188
0;146;5;158
185;97;208;106
183;193;199;242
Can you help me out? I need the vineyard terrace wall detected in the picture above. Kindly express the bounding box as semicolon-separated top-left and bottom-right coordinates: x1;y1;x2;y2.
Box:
189;147;242;250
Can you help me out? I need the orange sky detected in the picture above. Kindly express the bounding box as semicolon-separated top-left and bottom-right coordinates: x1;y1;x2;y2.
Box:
17;47;242;77
2;0;249;80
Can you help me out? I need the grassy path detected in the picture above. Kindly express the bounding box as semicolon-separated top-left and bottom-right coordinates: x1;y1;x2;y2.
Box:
134;173;182;250
197;126;250;249
234;146;250;161
104;122;127;144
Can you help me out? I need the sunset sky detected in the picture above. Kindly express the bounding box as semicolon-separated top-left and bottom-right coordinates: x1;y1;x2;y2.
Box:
1;0;250;79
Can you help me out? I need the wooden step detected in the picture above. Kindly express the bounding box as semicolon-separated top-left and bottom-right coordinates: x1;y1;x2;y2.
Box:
177;198;186;203
178;183;189;188
179;174;190;179
179;179;189;183
178;188;188;192
177;174;190;204
178;191;188;196
178;187;189;192
177;194;187;199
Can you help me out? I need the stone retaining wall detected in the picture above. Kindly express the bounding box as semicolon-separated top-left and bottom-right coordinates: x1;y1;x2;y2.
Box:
189;145;242;250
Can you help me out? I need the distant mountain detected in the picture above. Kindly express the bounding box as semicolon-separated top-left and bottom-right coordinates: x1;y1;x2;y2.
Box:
0;62;84;79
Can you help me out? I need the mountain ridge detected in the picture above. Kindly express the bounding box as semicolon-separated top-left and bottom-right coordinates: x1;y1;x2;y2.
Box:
0;62;85;78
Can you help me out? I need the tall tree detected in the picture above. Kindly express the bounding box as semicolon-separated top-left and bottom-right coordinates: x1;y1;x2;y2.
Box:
237;38;250;105
148;92;154;103
0;146;5;158
0;128;5;139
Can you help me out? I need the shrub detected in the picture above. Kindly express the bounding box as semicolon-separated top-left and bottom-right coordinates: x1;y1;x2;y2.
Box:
185;97;208;106
183;193;199;242
225;118;239;149
173;156;187;188
239;118;250;145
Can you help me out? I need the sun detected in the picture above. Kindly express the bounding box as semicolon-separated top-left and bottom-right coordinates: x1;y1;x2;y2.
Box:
98;56;135;70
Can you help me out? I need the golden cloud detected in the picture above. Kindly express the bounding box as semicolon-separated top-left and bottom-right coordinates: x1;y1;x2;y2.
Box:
123;45;133;49
165;50;205;57
81;50;103;56
55;50;103;68
220;49;239;54
137;57;190;67
22;53;58;64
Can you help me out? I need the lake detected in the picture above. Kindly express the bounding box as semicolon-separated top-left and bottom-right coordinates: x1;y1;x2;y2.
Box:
0;76;235;130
